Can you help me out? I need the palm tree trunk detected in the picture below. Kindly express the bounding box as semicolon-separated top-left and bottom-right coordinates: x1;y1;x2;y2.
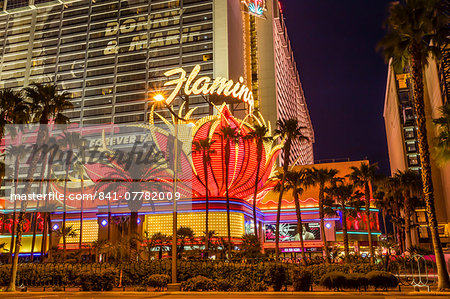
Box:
276;140;291;260
364;182;374;263
225;141;232;258
404;195;412;250
8;126;48;291
342;209;349;257
293;189;306;260
203;151;209;258
79;177;84;261
410;44;450;289
47;213;53;261
9;157;20;264
382;210;388;238
30;155;47;262
63;169;69;260
319;184;330;263
252;141;262;238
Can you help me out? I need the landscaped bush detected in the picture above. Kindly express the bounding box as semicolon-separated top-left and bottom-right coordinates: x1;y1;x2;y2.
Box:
320;272;346;291
181;275;215;291
215;278;232;291
292;268;313;291
267;264;287;291
345;273;368;291
0;265;11;286
77;269;118;291
366;271;398;291
146;274;170;291
228;272;268;291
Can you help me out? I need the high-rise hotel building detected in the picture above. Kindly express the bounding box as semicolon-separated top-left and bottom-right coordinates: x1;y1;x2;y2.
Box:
0;0;314;164
383;53;450;249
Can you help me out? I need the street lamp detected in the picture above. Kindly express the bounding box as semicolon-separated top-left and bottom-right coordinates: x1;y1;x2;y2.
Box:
153;94;181;287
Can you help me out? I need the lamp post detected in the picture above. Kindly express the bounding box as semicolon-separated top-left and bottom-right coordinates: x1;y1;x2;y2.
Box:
153;94;185;287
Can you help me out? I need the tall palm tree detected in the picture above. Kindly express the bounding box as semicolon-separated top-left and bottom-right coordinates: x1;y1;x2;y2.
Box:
378;0;450;289
193;137;215;257
348;162;378;263
246;123;272;238
374;189;392;240
219;125;240;257
433;103;450;164
57;131;82;260
394;169;422;249
5;145;27;264
8;82;73;291
0;88;30;142
274;119;308;260
72;161;86;256
308;167;339;263
283;170;308;260
325;180;363;257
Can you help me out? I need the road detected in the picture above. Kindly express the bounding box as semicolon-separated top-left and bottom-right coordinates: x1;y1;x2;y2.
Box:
1;293;449;299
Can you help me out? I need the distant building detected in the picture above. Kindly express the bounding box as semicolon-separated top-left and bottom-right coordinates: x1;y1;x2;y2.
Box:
383;53;450;250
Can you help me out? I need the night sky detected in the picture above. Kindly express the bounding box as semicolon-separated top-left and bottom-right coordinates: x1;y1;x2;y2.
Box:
280;0;392;174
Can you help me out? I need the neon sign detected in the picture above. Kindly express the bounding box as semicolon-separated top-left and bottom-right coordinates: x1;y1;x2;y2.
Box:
242;0;266;16
163;64;255;114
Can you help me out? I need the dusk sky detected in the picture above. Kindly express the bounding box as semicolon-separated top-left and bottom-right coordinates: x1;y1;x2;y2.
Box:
280;0;392;174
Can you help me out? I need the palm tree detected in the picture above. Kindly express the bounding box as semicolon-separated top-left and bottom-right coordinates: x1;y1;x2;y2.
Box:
245;123;272;238
219;125;240;257
177;226;194;259
40;137;58;261
325;180;363;257
348;162;378;263
8;82;73;291
394;169;422;249
72;161;86;256
57;131;82;260
0;88;30;142
378;0;450;289
193;137;215;258
283;170;308;260
5;145;27;264
0;89;30;265
433;103;450;164
308;167;339;263
374;190;392;240
274;119;309;260
146;232;170;260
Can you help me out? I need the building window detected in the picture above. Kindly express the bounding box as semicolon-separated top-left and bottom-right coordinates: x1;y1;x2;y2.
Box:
404;128;415;139
406;142;417;153
408;155;419;166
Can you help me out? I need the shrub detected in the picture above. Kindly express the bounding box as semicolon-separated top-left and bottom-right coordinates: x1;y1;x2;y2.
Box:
345;273;368;291
267;264;287;291
320;272;346;291
366;271;398;291
181;275;215;291
215;278;232;291
146;274;170;291
228;273;268;291
77;269;117;291
0;265;11;286
292;268;313;291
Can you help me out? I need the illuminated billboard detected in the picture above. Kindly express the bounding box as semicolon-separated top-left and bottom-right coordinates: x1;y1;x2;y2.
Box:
264;222;321;242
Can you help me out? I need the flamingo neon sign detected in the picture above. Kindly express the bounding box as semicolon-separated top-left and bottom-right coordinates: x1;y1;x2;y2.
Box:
242;0;266;17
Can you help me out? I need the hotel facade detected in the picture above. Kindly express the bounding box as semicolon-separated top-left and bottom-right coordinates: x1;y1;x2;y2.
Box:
0;1;381;260
383;52;450;251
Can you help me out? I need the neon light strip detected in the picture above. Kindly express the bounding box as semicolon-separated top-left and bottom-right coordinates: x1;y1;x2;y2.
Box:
335;232;381;235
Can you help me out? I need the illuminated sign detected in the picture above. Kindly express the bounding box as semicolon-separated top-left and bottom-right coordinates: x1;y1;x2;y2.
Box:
265;223;321;242
163;65;255;114
242;0;266;16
